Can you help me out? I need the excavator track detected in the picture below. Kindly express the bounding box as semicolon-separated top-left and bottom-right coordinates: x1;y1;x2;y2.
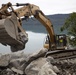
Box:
46;49;76;60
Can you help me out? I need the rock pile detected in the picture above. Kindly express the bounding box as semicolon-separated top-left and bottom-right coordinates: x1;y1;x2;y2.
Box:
0;48;76;75
53;59;76;75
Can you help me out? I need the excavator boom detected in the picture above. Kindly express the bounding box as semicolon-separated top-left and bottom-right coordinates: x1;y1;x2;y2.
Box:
14;3;56;49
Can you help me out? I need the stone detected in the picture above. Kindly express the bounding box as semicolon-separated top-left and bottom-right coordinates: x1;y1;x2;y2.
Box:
26;48;48;63
25;58;47;75
0;54;11;67
52;66;60;73
46;56;56;64
11;67;24;74
25;57;57;75
6;68;14;75
38;62;57;75
9;58;27;74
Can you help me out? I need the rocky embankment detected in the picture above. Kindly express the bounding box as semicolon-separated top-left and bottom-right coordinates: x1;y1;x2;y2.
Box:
0;48;76;75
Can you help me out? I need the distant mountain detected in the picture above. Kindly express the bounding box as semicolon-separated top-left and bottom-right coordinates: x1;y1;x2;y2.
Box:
22;14;69;34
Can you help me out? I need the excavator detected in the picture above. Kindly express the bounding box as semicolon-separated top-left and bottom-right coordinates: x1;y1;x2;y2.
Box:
0;2;76;59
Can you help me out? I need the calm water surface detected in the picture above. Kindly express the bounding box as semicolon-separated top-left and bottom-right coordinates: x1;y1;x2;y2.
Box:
0;31;47;54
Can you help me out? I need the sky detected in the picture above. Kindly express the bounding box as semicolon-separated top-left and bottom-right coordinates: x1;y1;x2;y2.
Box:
0;0;76;15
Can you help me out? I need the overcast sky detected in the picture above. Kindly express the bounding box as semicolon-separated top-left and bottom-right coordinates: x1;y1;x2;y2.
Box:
0;0;76;15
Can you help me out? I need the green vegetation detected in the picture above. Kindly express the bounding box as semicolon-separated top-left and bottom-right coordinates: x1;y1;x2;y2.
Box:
61;12;76;46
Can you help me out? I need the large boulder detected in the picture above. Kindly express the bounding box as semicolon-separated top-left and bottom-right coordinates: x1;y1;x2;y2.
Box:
25;57;59;75
38;62;57;75
9;57;26;74
0;54;11;67
0;51;28;67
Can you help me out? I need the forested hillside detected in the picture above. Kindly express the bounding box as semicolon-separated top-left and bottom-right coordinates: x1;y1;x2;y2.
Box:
22;14;69;34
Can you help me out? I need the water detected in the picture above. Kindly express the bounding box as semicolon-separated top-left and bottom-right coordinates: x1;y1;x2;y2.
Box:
0;31;47;54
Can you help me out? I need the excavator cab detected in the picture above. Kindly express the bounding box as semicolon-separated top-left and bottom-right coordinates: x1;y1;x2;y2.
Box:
44;34;67;50
56;34;67;49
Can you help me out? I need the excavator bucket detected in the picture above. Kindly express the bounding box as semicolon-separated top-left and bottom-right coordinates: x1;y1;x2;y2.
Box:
0;14;28;52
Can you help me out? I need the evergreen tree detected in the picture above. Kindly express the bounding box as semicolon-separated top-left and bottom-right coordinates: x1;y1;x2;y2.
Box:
61;12;76;46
